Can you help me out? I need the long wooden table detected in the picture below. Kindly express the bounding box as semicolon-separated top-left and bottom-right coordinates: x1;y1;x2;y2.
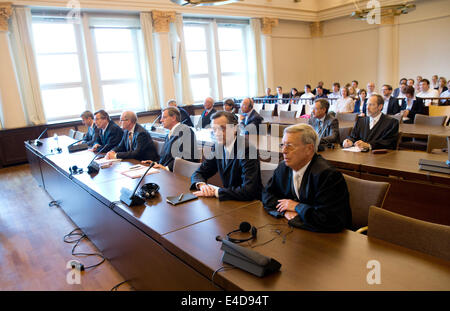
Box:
24;136;450;290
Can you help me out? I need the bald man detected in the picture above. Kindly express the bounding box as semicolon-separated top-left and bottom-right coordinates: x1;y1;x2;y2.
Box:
199;97;217;129
105;111;159;161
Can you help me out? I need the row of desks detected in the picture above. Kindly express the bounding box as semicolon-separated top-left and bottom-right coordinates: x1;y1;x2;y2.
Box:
24;136;450;290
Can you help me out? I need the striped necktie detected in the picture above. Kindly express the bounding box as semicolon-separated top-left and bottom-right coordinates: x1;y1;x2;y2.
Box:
128;131;133;151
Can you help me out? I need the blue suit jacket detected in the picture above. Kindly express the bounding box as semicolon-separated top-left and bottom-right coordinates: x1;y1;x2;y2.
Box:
95;121;123;152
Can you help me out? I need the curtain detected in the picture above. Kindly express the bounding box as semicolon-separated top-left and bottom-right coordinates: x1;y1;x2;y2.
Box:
140;12;161;110
249;18;265;97
170;14;193;107
9;7;47;125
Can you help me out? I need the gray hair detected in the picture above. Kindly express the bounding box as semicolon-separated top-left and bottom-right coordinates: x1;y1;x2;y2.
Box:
163;107;181;122
167;99;177;107
122;111;137;124
284;123;319;152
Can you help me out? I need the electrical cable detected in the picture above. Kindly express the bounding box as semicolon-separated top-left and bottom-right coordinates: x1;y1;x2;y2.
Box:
211;265;235;289
63;228;105;270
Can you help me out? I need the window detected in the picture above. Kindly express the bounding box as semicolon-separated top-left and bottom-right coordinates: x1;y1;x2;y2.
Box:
183;19;250;103
90;22;146;112
32;19;89;121
31;13;146;121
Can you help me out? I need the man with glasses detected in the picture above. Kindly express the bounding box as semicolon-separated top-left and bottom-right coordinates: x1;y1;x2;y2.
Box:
308;99;340;148
90;109;123;153
262;123;351;232
105;111;159;161
190;111;262;201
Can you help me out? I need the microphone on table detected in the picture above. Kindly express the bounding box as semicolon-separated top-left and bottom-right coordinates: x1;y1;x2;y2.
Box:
87;145;108;174
149;114;161;131
30;128;48;146
120;162;156;206
68;139;88;153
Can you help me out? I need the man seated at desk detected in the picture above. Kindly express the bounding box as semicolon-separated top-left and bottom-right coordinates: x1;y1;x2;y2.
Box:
90;109;123;153
343;94;399;150
190;111;262;201
198;97;217;129
142;107;198;171
308;99;340;148
105;111;159;161
262;123;351;232
80;110;99;147
167;99;194;127
239;97;264;135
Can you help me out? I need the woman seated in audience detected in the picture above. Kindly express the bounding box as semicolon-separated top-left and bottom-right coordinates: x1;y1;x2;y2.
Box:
335;87;354;113
401;85;425;124
353;89;367;116
289;88;301;104
348;86;357;99
436;77;448;95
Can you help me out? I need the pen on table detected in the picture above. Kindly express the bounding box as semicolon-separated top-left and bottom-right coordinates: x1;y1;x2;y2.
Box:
178;193;183;201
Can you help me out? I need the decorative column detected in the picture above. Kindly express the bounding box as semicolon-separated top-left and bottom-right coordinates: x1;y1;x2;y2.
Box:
0;3;26;129
260;17;278;90
377;15;396;89
310;21;322;85
152;10;176;108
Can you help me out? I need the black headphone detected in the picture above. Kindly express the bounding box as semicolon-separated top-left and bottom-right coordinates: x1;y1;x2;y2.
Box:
69;165;83;175
138;183;160;199
224;222;257;244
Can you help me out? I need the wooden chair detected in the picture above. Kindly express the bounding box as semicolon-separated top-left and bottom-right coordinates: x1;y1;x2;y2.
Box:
264;103;276;112
338;127;352;145
153;140;165;157
279;110;297;118
342;174;390;232
253;103;263;113
190;115;201;129
390;113;402;124
277;104;290;115
414;114;446;126
367;206;450;261
68;129;76;138
270;124;289;137
173;157;201;178
74;131;84;140
290;104;304;118
260;161;278;187
336;113;358;122
428;105;450;126
426;134;448;153
259;110;274;118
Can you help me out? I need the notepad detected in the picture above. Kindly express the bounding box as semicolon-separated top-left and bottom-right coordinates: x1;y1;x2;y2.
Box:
121;165;160;179
342;146;362;152
166;193;198;205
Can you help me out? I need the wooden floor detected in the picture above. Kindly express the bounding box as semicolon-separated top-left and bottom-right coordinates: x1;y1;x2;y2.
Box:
0;164;133;291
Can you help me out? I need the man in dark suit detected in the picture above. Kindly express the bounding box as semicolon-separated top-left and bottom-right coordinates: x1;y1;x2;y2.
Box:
263;88;275;103
393;78;407;98
381;84;402;115
142;107;198;171
308;99;340;146
343;94;399;150
90;110;123;153
312;81;329;95
262;123;351;232
105;111;159;161
198;97;217;129
190;111;262;201
167;99;194;127
239;97;264;135
400;85;425;124
80;110;99;147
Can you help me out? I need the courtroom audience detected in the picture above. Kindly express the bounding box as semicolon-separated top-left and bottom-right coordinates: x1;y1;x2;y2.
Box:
80;110;99;147
239;97;264;135
308;99;340;147
417;78;439;106
351;80;360;94
440;80;450;105
167;99;194;127
407;79;415;87
431;75;439;90
142;107;198;171
334;87;354;113
436;77;447;95
263;87;275;103
314;86;327;100
289;88;301;104
262;123;351;232
276;86;288;104
343;94;399;150
105;111;159;161
393;78;407;98
190;111;262;201
381;84;401;115
90;109;123;153
366;82;377;97
327;82;341;99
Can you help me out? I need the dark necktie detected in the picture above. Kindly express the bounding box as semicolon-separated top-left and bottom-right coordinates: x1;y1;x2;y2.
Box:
128;132;133;151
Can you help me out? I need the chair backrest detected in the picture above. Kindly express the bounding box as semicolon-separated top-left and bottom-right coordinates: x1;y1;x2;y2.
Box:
338;127;352;144
68;129;76;138
279;110;297;118
336;113;358;122
259;110;274;118
253;103;263;113
342;174;390;231
428;105;450;126
390;113;402;123
190;115;201;128
270;124;289;137
74;131;85;140
264;103;276;111
368;206;450;261
304;104;312;116
277;104;290;114
414;114;446;126
173;157;201;178
290;104;304;118
153;140;165;157
260;161;278;187
426;134;448;153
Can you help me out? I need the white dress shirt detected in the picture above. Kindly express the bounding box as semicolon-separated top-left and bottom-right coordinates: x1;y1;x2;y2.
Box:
417;88;439;106
335;97;354;113
292;160;311;199
369;113;382;130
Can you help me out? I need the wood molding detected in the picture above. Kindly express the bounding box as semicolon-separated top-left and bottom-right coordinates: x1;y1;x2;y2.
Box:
0;2;12;31
151;10;175;33
261;17;278;35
